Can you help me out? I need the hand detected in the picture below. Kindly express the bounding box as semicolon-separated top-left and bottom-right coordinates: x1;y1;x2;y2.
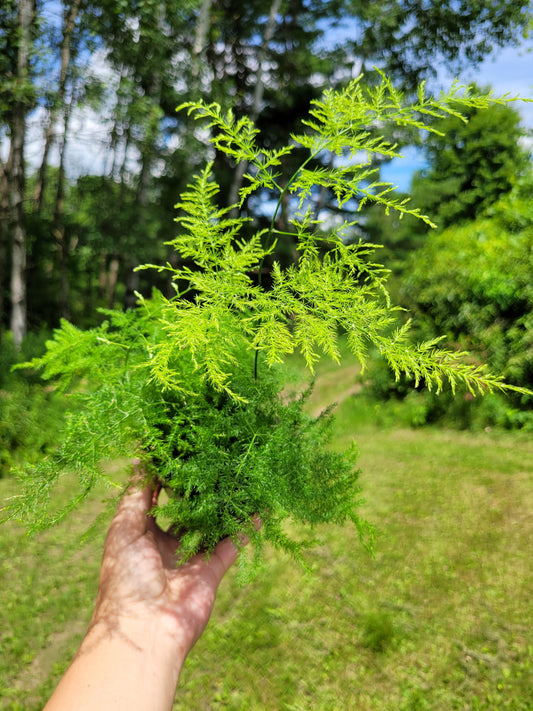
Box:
44;465;242;711
91;470;241;668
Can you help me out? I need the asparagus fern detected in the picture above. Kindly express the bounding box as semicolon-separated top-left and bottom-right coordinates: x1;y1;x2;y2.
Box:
4;74;530;574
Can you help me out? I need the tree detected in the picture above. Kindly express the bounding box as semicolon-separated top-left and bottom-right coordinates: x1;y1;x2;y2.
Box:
0;0;37;347
341;0;533;88
410;95;530;229
1;0;532;339
32;0;83;213
399;171;533;428
1;0;102;336
361;94;531;270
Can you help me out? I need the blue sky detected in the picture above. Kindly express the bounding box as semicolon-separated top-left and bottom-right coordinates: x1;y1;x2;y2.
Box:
381;44;533;190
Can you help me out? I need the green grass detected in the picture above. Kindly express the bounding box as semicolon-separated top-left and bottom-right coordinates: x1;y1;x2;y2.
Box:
0;370;531;710
173;421;532;711
0;469;120;710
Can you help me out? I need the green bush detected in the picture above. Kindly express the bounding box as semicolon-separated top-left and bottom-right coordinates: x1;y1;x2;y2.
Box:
362;175;533;430
0;331;66;476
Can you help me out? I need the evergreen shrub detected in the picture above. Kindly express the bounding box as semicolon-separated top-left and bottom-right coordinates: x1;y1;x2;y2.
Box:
397;175;533;430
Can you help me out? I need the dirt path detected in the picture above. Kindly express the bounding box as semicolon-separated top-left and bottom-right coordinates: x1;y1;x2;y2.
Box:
306;362;363;417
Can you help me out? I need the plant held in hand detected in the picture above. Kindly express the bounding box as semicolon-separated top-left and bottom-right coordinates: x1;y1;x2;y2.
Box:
5;73;530;575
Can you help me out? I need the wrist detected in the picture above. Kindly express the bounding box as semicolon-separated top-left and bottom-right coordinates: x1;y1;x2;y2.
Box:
84;608;188;684
45;612;187;711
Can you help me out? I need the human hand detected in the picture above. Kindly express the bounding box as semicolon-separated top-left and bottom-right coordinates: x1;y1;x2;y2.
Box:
89;467;241;670
44;466;242;711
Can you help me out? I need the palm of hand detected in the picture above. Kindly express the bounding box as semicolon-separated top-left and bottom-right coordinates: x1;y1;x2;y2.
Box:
92;480;239;653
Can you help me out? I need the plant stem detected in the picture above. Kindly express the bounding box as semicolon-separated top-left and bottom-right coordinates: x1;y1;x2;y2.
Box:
252;145;327;381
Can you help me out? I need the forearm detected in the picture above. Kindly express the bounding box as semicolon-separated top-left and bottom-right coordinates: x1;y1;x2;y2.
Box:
44;616;186;711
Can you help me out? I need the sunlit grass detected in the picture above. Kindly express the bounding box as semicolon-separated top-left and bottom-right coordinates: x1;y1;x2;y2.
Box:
175;420;532;710
0;367;531;710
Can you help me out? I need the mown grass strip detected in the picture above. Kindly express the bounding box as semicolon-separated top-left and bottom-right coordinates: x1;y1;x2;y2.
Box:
0;387;531;710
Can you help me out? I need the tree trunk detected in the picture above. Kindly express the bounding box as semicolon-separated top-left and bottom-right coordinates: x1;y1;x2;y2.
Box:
191;0;212;94
33;0;81;212
10;115;27;346
0;160;9;327
227;0;282;212
123;266;139;310
136;18;163;210
107;256;120;309
97;253;108;302
53;88;75;320
9;0;35;347
104;65;130;180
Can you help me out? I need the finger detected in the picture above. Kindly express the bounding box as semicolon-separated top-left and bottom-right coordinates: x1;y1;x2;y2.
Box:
106;462;154;546
201;513;263;584
203;537;240;587
130;457;145;485
152;482;162;508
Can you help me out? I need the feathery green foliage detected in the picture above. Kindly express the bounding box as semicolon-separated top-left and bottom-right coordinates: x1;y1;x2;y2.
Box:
3;74;531;573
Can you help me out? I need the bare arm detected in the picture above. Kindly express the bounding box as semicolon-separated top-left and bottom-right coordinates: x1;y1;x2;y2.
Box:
44;476;240;711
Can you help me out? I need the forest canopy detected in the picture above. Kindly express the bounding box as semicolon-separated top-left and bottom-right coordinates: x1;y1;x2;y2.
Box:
1;0;532;343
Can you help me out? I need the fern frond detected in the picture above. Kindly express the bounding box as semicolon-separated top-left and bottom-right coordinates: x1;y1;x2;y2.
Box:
9;73;531;579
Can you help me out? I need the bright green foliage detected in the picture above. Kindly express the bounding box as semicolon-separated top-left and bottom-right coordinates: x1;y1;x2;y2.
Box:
399;172;533;429
0;331;66;477
4;75;531;571
361;92;530;269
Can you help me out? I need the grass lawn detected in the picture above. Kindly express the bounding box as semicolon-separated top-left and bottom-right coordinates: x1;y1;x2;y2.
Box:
0;376;531;710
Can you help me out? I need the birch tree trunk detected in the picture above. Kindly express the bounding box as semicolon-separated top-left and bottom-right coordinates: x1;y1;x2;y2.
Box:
0;160;9;327
191;0;212;94
10;0;35;347
53;88;75;320
33;0;81;212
